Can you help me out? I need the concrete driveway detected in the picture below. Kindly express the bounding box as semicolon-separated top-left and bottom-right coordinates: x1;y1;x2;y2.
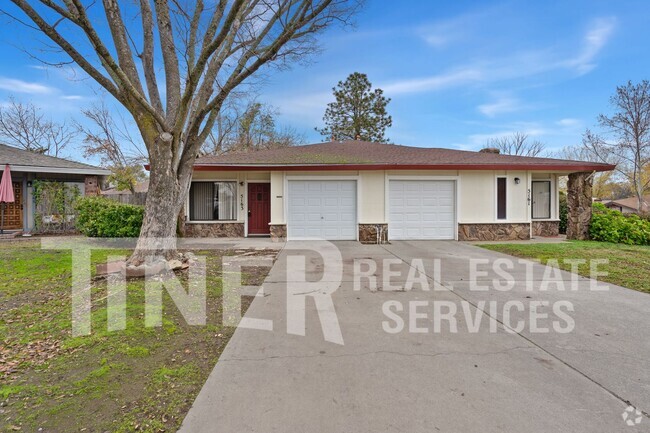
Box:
180;241;650;432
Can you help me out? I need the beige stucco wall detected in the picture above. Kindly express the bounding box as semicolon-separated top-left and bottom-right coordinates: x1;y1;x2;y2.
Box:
190;169;560;233
360;170;385;223
270;171;284;224
458;170;530;223
458;171;493;223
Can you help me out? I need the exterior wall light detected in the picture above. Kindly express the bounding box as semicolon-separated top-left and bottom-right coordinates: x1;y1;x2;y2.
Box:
514;177;521;185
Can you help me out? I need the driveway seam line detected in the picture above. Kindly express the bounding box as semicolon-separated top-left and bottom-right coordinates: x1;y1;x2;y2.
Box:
219;346;534;362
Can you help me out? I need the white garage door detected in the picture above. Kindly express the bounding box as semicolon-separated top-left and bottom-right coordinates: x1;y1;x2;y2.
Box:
389;180;456;240
287;180;357;240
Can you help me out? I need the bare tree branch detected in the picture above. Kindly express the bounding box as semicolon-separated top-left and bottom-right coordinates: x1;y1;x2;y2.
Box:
78;102;147;193
201;99;303;154
138;0;164;114
486;132;546;157
583;80;650;211
0;97;75;157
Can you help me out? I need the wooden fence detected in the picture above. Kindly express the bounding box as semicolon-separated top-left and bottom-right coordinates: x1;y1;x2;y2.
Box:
103;192;147;206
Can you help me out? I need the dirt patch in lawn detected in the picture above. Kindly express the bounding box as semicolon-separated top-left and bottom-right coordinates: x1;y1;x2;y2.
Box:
0;240;278;432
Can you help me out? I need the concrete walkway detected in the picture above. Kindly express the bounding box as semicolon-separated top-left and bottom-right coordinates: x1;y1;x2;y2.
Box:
179;241;649;432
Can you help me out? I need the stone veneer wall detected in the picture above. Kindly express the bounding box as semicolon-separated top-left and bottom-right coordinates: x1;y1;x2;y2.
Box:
532;220;560;237
183;223;245;238
359;224;388;244
566;172;593;240
458;223;530;241
270;224;287;242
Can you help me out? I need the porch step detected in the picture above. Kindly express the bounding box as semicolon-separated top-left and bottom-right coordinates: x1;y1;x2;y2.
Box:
0;231;23;239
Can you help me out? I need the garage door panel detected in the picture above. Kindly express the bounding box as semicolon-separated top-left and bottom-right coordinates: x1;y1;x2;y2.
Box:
389;180;456;240
405;198;421;206
288;180;357;240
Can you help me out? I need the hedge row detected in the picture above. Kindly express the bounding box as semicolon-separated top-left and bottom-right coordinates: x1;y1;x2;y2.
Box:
75;196;144;238
590;203;650;245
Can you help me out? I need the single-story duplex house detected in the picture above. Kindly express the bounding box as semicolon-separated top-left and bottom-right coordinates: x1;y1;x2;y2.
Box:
0;143;110;232
181;140;614;242
602;195;649;214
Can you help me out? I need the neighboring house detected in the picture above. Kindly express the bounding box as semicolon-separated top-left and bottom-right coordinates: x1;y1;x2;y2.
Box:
603;195;650;214
181;140;613;242
0;143;110;232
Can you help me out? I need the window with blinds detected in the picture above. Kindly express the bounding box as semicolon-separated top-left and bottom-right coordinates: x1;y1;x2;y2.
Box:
189;181;237;221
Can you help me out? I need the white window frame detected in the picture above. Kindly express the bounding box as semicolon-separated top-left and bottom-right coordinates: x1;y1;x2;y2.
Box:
495;175;508;221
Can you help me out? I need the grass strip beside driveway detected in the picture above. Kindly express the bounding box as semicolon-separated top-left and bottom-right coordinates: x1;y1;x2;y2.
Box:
478;240;650;294
0;239;276;433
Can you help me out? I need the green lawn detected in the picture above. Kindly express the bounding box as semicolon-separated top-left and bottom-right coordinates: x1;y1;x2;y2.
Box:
479;241;650;293
0;239;275;433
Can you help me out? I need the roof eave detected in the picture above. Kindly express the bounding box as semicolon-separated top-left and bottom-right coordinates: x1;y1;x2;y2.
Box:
190;163;616;172
7;164;111;176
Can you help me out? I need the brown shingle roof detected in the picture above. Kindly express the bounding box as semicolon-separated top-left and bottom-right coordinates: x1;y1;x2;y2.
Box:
193;141;615;172
605;195;650;212
0;143;110;174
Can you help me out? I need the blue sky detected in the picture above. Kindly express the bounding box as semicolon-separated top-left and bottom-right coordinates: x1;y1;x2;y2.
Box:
0;0;649;161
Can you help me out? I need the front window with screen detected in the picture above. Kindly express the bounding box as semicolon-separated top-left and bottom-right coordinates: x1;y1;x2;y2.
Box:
189;181;237;221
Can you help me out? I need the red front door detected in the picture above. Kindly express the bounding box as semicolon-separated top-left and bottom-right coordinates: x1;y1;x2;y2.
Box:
247;183;271;235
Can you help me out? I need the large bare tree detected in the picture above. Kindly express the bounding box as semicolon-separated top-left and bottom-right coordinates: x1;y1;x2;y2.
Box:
0;98;75;157
78;103;147;193
583;80;650;212
486;132;545;157
3;0;358;263
202;100;303;154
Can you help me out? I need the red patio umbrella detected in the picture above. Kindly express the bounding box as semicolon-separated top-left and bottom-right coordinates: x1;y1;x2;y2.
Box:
0;164;15;234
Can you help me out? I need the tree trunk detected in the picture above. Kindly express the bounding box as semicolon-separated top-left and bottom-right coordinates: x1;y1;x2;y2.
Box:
128;140;191;265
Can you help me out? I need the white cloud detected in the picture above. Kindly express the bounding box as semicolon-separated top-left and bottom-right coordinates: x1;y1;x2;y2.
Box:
268;90;331;124
417;9;495;49
381;68;483;95
419;21;456;48
61;95;84;101
477;97;521;117
556;118;581;127
384;16;616;97
422;34;450;48
559;17;616;75
0;77;56;95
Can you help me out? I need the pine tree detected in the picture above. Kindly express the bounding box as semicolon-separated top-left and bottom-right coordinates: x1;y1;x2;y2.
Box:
317;72;392;143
